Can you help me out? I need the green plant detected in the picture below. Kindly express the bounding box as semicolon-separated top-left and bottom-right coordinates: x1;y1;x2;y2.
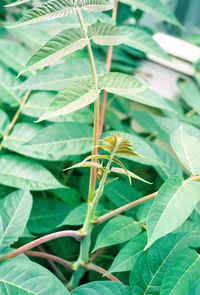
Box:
0;0;200;294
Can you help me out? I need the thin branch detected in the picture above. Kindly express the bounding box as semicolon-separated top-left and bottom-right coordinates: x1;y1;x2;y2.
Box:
84;263;121;282
24;251;73;271
0;230;83;261
95;192;158;225
99;0;119;137
0;90;31;151
95;175;200;225
89;247;105;263
37;245;66;281
76;6;100;203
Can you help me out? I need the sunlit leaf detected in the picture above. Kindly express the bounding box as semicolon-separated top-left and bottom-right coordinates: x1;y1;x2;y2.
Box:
0;190;32;246
0;154;64;190
93;215;142;251
13;0;112;27
171;126;200;175
146;177;200;249
37;81;100;122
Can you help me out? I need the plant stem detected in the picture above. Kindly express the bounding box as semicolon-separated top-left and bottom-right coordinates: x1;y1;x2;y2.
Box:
76;7;100;203
38;245;66;282
95;191;158;225
99;0;119;137
89;247;105;263
84;263;121;282
0;230;83;261
0;89;31;151
24;251;73;271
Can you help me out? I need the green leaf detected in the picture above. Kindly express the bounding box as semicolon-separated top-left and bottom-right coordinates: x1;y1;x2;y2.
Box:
123;26;170;60
21;28;87;71
146;177;200;249
107;232;147;274
88;22;127;45
177;78;200;115
0;257;70;294
0;154;63;190
160;249;200;295
21;92;93;124
129;233;187;295
6;24;50;49
28;198;71;234
187;279;200;295
93;215;142;252
37;81;100;122
104;179;138;207
0;190;32;246
119;0;180;26
110;167;151;184
0;110;9;138
149;142;183;181
5;0;32;7
0;66;24;106
59;203;106;226
103;130;164;166
23;122;93;160
17;59;106;91
0;39;32;76
171;126;200;175
100;73;175;112
71;281;129;295
14;0;112;27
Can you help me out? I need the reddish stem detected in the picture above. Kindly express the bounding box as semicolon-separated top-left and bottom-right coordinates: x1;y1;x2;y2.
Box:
89;247;105;263
38;245;66;281
84;263;121;282
95;192;158;225
0;230;83;261
99;0;119;137
24;251;73;271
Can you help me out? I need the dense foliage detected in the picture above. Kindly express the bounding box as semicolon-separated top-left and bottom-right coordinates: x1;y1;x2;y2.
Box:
0;0;200;294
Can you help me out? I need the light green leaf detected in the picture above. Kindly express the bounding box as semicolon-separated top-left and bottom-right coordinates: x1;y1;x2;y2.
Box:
37;81;100;122
129;233;187;295
108;232;147;274
177;78;200;115
187;279;200;295
14;0;112;27
0;40;32;75
160;249;200;295
5;0;32;7
71;281;129;295
0;154;63;190
59;203;106;226
28;198;71;234
104;179;139;208
20;92;93;124
0;257;70;294
22;28;87;71
17;59;106;91
23;122;93;160
149;142;183;181
103;130;164;167
93;215;142;252
100;73;174;112
88;22;127;45
123;26;170;60
0;110;9;138
21;23;125;72
6;24;50;49
119;0;180;26
171;126;200;175
0;217;3;244
0;66;24;106
0;190;32;246
146;177;200;249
